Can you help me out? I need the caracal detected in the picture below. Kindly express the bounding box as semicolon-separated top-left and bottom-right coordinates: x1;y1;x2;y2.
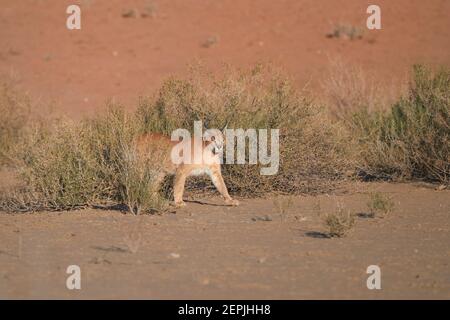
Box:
135;130;239;207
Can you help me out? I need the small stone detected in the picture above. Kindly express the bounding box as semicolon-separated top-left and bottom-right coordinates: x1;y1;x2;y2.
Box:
252;215;272;222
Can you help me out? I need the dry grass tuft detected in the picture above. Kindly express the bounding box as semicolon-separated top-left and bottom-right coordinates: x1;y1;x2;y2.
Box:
273;195;294;222
321;59;402;120
322;203;356;238
367;192;394;218
0;84;31;165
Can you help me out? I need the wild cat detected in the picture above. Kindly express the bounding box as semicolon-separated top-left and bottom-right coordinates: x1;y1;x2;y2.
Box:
135;127;239;208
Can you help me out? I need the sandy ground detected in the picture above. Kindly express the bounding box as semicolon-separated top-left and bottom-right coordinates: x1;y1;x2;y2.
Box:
1;0;450;118
0;182;449;299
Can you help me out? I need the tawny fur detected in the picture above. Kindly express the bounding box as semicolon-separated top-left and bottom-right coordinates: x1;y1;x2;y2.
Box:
135;133;239;207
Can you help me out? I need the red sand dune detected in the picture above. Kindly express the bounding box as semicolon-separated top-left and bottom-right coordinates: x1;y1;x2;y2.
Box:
1;0;449;118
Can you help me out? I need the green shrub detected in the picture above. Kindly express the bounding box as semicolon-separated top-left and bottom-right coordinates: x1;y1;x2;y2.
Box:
4;64;445;213
137;64;353;196
353;65;450;183
1;106;167;213
0;65;353;212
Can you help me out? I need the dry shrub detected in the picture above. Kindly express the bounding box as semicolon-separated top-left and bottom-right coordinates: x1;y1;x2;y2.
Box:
1;106;167;213
2;63;445;213
323;62;449;184
321;59;399;120
322;203;355;238
1;64;352;212
352;65;450;183
273;195;293;222
367;192;394;218
137;64;353;196
118;146;168;214
0;84;31;165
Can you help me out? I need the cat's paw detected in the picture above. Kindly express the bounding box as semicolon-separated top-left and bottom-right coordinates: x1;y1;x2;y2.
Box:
226;199;240;206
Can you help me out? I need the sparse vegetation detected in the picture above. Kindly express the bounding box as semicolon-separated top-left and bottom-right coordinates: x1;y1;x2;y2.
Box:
322;203;356;238
0;106;168;213
137;64;352;196
122;1;157;19
273;195;293;222
4;64;350;212
367;192;395;218
352;65;450;183
321;60;395;120
142;0;158;18
0;63;448;213
0;84;31;165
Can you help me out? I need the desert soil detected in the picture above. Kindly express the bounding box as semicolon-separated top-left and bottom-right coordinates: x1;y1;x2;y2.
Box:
0;182;449;299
